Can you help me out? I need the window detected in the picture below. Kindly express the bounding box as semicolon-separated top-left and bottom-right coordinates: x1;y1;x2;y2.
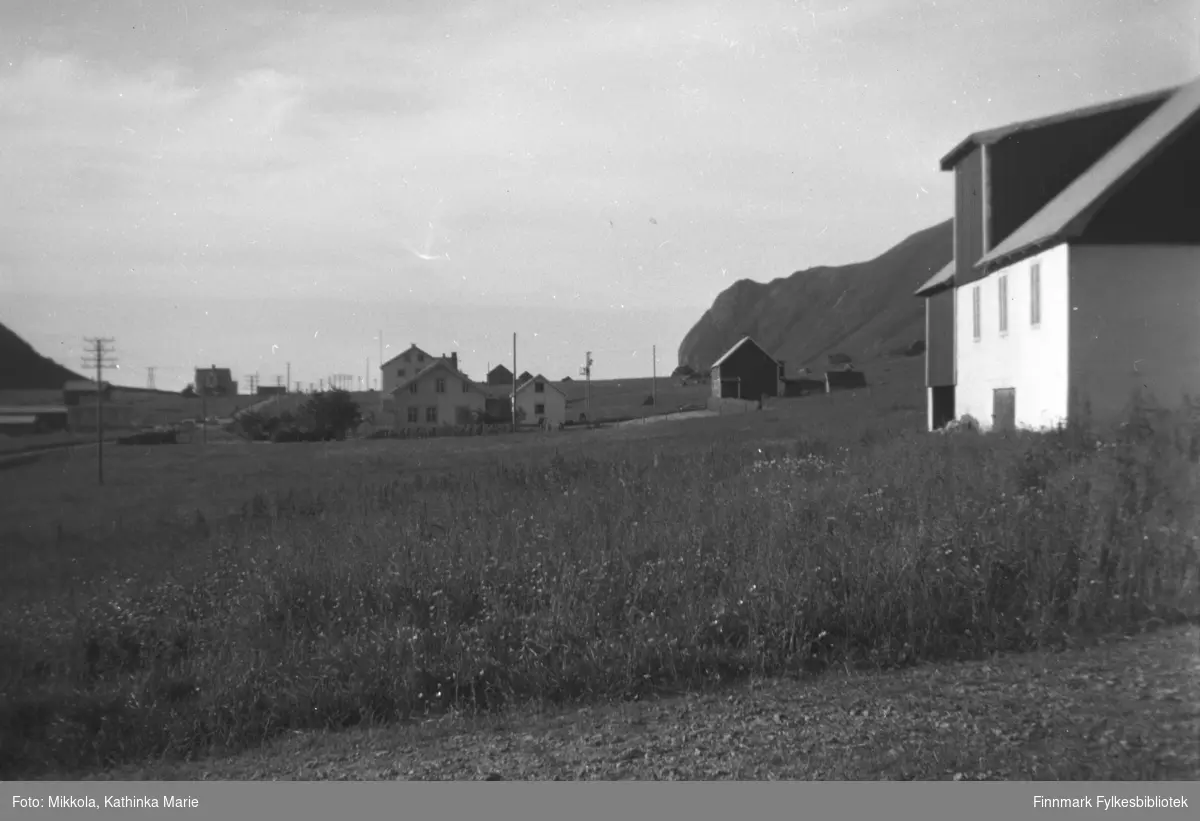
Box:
407;407;418;423
425;406;438;423
998;274;1009;334
1030;262;1042;327
972;285;981;341
462;381;469;392
418;353;425;362
435;378;446;393
409;382;418;394
535;403;545;415
535;382;545;393
396;368;405;377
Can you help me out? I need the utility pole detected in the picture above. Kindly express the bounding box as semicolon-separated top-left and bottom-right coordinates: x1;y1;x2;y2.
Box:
276;375;283;387
319;378;324;392
365;357;369;393
199;363;216;446
580;351;593;420
81;337;117;485
286;362;291;392
652;345;657;407
146;366;156;390
511;332;517;433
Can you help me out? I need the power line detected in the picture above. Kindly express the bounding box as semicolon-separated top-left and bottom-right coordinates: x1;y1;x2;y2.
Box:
81;337;117;485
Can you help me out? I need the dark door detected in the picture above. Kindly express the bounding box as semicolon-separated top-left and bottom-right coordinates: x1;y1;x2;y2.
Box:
993;388;1016;433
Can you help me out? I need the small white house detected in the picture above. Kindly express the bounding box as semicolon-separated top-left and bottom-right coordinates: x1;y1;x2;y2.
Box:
514;374;567;428
388;359;486;431
916;74;1200;432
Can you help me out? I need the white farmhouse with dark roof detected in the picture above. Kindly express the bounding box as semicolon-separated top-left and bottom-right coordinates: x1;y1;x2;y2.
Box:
915;75;1200;432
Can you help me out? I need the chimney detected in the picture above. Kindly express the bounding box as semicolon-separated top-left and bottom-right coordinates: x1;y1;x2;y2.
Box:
450;352;458;372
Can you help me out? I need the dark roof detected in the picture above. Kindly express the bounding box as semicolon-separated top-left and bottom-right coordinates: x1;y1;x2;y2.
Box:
515;374;567;397
710;336;776;369
63;379;111;391
381;344;432;369
939;84;1178;171
389;359;484;396
914;260;956;297
978;74;1200;272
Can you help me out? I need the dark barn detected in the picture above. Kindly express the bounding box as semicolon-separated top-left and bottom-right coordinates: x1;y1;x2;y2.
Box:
709;336;779;401
486;364;514;386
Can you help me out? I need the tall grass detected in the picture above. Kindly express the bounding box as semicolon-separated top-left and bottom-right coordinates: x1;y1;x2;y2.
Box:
2;399;1198;777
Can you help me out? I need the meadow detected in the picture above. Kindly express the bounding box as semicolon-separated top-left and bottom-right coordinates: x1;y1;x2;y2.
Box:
1;378;1198;779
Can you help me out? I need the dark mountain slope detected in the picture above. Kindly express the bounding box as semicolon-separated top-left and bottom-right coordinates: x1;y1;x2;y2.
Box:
678;219;952;372
0;321;84;390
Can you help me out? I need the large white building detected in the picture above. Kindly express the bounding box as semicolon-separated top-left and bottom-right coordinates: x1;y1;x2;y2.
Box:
916;75;1200;432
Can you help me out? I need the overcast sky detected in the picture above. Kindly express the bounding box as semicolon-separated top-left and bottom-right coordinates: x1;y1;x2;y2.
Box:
1;0;1196;390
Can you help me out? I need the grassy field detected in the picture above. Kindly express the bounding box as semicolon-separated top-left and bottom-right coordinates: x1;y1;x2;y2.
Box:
1;377;1198;779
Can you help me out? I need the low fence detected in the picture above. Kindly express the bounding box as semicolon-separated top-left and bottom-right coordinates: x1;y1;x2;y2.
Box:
706;396;760;415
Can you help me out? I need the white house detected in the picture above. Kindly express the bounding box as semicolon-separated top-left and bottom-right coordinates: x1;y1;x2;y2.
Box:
915;74;1200;432
514;374;567;427
381;344;461;395
388;358;486;431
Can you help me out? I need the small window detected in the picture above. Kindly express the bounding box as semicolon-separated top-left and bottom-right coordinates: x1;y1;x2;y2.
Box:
535;403;545;415
462;381;469;392
396;368;405;377
406;407;418;423
418;353;425;363
998;274;1009;334
425;406;438;423
535;382;545;393
972;285;981;341
436;378;446;393
409;382;418;394
1030;262;1042;327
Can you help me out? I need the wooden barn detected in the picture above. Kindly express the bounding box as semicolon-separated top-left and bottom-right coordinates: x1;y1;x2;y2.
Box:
916;74;1200;431
486;364;514;386
709;336;779;401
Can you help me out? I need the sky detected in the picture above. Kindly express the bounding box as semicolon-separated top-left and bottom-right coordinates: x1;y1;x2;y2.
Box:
1;0;1196;391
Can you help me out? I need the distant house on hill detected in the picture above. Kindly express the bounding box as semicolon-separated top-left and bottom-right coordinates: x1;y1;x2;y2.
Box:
915;74;1200;432
193;368;237;397
62;379;112;406
710;336;779;401
381;344;459;395
388;358;485;431
517;370;533;383
514;374;567;427
486;364;514;386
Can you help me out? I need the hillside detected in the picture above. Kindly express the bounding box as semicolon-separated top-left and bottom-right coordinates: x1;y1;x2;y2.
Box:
677;219;952;372
0;321;84;390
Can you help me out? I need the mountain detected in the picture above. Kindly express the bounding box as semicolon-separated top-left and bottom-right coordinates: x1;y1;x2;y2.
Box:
0;321;85;390
677;219;952;372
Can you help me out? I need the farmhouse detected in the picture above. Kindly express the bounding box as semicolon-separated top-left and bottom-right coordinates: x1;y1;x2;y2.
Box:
388;358;486;431
381;345;458;395
514;374;567;427
193;368;238;397
486;364;514;386
915;75;1200;432
710;336;779;401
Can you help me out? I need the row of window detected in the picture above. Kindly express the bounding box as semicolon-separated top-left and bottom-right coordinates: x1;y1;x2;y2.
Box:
404;404;547;423
406;377;470;394
972;261;1042;341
